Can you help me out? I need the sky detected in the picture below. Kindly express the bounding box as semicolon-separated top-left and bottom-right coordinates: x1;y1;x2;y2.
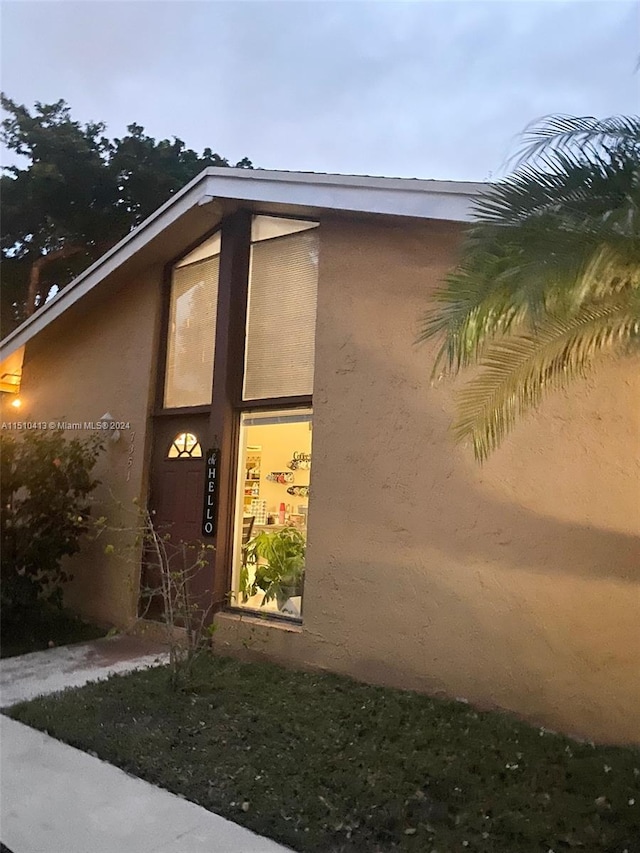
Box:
1;0;638;182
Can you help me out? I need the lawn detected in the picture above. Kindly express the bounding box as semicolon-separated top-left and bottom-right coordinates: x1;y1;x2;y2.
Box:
0;606;105;659
7;655;640;852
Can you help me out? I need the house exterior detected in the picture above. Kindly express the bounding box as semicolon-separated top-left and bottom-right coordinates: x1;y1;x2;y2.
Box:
1;167;638;744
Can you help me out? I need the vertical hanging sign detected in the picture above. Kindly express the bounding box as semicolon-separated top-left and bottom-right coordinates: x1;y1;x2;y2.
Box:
202;448;220;537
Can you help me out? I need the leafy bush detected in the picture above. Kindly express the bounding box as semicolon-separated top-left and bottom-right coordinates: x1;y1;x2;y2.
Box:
0;429;103;620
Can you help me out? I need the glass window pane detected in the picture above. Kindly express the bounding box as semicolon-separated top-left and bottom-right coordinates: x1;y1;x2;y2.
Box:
243;218;319;401
251;216;317;244
231;409;313;620
176;232;221;268
167;432;203;458
164;250;219;408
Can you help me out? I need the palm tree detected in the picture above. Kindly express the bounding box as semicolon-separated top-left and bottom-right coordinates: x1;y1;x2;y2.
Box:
419;115;640;461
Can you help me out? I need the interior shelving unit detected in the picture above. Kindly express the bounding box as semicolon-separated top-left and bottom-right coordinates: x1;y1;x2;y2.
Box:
243;450;261;511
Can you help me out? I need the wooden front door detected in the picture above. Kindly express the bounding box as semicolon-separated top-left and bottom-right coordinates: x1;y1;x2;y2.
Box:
143;415;214;619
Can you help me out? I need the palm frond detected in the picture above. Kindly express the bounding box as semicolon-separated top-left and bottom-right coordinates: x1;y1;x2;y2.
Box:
510;115;640;169
419;219;624;375
453;298;640;462
420;134;640;380
573;245;640;305
477;146;639;228
420;282;525;378
420;111;640;459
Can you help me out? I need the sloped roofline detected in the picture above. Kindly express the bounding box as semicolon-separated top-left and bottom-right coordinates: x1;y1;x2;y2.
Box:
0;167;485;359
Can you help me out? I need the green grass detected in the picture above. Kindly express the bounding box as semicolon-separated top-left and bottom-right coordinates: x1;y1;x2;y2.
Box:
0;606;105;658
7;655;640;852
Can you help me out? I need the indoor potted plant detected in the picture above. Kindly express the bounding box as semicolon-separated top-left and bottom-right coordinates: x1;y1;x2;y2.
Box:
242;527;306;610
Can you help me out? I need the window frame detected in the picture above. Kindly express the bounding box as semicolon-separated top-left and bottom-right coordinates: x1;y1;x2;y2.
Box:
225;403;313;625
151;212;318;624
167;431;203;459
242;218;320;402
220;214;318;622
154;223;223;415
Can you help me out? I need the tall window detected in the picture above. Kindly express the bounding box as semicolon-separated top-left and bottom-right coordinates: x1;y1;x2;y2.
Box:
164;232;220;408
243;217;319;400
231;216;318;620
232;410;313;620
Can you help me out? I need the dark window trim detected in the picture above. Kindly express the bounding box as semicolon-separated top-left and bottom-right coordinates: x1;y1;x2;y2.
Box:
252;212;320;227
153;405;212;417
222;213;317;619
150;210;316;623
235;394;313;411
173;252;221;274
226;399;313;624
251;222;319;248
170;222;223;268
209;210;252;610
154;263;173;414
242;218;318;404
155;223;223;413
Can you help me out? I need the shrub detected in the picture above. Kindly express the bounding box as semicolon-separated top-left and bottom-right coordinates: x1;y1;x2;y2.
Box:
101;503;216;690
0;429;103;621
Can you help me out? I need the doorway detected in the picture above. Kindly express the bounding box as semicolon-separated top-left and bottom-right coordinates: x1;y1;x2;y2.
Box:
143;414;213;619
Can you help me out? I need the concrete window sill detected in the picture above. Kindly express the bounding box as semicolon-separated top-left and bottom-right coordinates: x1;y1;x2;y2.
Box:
216;610;303;634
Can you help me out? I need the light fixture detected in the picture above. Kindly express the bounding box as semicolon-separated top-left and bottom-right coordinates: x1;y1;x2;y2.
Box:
10;397;21;409
1;372;22;395
100;412;121;444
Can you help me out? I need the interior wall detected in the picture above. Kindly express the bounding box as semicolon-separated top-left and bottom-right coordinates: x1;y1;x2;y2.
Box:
13;265;164;627
215;215;640;745
230;418;312;614
245;420;312;518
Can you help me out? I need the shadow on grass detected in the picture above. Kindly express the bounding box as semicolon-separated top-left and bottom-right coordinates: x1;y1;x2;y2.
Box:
1;606;106;659
7;653;640;853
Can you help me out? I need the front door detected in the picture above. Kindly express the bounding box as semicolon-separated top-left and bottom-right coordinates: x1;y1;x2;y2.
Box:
142;414;214;619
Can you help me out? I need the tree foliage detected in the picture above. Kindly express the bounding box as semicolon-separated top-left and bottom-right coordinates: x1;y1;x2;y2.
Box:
0;95;252;336
419;114;640;461
0;429;103;621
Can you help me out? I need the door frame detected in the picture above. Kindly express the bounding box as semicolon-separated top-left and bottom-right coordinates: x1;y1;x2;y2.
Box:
145;414;212;617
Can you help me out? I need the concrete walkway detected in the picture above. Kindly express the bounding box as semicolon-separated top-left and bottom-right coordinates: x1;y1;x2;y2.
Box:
0;634;169;708
0;636;291;853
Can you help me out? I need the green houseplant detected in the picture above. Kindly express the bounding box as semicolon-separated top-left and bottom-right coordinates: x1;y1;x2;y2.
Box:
241;527;306;610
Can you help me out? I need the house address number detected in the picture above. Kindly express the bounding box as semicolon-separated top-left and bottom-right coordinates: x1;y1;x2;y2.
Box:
202;448;220;537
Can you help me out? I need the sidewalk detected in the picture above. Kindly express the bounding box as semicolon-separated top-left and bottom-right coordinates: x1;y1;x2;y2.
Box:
0;636;291;853
0;634;168;708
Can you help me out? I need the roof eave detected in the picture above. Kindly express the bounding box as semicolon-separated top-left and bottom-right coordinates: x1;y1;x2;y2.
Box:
0;173;216;359
0;168;484;360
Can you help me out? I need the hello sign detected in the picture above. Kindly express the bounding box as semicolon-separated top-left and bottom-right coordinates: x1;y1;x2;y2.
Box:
202;448;220;537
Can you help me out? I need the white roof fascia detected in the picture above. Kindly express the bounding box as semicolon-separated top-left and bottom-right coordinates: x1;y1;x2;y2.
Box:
0;168;485;360
200;167;483;223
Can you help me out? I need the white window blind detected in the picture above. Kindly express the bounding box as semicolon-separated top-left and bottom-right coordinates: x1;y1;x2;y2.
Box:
243;225;319;400
164;255;219;408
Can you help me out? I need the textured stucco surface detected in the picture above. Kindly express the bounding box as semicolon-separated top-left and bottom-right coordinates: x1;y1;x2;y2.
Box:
214;217;640;745
7;214;640;744
12;266;163;627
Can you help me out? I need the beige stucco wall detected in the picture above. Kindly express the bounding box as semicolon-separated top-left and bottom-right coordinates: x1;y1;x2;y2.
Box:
11;266;163;627
6;212;639;744
215;216;640;745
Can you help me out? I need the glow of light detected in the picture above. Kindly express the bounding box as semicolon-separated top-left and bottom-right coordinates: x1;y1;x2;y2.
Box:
11;397;21;409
